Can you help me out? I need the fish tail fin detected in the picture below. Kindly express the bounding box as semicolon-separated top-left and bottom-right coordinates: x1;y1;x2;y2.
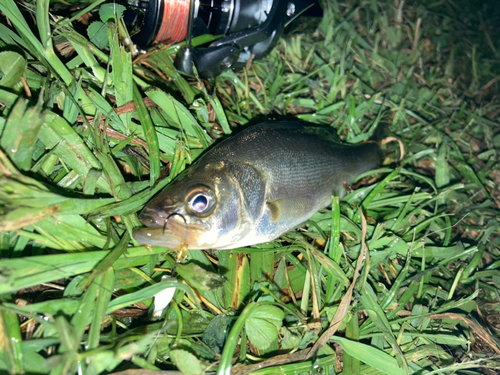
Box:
369;122;390;144
369;122;404;162
356;123;388;166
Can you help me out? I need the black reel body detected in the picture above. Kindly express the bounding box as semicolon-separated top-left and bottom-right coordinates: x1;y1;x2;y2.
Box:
124;0;321;78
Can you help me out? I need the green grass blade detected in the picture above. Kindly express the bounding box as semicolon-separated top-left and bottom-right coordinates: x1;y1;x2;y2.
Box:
331;336;407;375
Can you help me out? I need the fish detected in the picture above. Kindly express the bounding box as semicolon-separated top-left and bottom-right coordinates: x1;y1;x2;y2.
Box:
133;122;381;250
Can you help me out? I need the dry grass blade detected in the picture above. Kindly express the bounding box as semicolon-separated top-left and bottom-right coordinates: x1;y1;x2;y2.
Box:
231;349;310;375
429;313;500;355
381;136;405;161
232;208;368;375
307;207;368;357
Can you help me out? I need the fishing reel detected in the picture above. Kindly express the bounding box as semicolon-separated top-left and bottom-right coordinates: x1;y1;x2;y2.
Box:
123;0;322;78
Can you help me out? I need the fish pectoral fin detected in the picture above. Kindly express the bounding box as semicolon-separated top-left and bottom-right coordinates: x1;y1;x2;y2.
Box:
266;197;314;222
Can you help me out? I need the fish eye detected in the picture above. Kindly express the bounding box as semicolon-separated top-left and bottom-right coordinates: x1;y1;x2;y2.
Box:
186;186;216;217
191;194;208;211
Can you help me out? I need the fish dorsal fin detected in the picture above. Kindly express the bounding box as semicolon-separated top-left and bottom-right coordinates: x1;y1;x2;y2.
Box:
247;121;304;131
249;122;342;143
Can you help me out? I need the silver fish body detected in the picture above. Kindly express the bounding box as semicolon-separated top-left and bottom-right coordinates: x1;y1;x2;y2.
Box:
133;122;380;250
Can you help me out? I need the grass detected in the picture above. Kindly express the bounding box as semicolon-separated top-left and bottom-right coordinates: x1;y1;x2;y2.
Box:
1;0;500;374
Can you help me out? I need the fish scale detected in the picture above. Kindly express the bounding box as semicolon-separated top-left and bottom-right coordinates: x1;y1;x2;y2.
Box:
133;122;380;250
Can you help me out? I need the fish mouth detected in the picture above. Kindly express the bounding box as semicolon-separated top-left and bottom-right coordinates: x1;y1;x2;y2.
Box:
132;227;185;249
137;206;171;228
133;214;208;250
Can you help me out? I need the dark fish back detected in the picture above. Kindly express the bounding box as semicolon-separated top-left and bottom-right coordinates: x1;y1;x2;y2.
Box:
200;122;379;201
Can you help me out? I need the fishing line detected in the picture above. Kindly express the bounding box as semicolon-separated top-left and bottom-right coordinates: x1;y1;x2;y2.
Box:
153;0;191;45
163;212;189;276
